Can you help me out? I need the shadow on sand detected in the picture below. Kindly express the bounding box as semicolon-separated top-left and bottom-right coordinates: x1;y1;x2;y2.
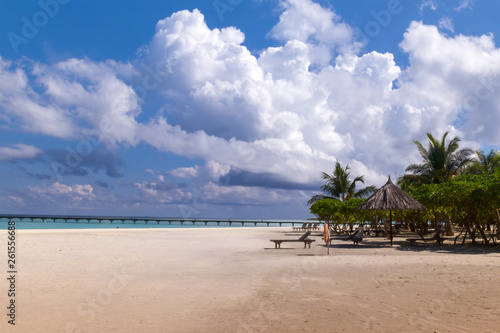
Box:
395;241;500;255
266;231;500;255
320;236;500;255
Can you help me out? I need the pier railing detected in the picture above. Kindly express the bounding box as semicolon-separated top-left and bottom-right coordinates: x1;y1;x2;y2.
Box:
0;214;312;227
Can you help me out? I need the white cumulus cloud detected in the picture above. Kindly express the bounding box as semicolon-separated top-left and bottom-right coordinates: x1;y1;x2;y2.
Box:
0;143;42;161
28;182;94;200
2;1;500;215
269;0;360;56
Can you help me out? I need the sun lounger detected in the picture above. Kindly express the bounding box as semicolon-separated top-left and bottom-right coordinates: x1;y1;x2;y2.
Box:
270;231;316;249
293;223;307;231
329;235;363;246
350;236;362;245
349;227;364;245
329;226;364;245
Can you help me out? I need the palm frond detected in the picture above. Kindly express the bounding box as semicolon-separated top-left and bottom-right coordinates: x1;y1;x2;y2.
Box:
402;131;475;185
309;160;375;204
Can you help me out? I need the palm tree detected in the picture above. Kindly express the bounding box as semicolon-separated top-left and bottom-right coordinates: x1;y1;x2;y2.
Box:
398;132;475;188
308;161;377;205
469;149;500;174
399;132;474;236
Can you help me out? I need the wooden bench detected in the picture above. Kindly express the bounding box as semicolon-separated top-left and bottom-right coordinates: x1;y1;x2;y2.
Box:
270;231;315;249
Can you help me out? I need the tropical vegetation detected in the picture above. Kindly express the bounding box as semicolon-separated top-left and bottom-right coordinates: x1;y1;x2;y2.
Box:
309;198;372;234
469;149;500;174
309;133;500;245
407;170;500;244
398;131;475;189
308;161;376;232
308;161;376;205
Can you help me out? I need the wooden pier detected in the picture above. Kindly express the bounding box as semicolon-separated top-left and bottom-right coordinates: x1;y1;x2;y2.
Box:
0;214;310;227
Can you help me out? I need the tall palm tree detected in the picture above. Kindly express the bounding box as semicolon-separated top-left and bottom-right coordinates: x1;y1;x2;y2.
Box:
469;149;500;174
398;132;475;188
308;161;376;205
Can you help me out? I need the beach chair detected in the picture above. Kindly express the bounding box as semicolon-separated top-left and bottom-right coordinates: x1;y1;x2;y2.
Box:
350;235;363;245
270;231;316;249
293;223;307;231
311;222;319;231
330;227;364;246
329;235;363;246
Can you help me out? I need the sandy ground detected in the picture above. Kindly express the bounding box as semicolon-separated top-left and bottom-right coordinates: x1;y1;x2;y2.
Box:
1;227;500;333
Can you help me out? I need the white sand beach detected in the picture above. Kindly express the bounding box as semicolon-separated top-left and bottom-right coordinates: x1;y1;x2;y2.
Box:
1;227;499;332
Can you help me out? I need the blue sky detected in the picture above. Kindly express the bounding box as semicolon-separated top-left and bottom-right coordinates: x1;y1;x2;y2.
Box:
1;0;499;219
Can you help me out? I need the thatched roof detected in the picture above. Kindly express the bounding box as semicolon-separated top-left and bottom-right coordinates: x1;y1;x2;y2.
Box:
357;177;426;211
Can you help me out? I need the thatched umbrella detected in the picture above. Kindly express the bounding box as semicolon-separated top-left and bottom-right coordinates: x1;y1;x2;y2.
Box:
357;176;426;246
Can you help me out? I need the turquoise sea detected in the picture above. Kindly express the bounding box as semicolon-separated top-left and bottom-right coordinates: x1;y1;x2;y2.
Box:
0;217;298;230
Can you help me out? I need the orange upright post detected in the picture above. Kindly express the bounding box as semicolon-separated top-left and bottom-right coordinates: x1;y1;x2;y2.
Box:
324;218;330;255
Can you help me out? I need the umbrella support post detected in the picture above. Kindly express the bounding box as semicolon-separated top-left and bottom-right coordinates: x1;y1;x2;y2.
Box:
357;177;426;248
390;210;393;247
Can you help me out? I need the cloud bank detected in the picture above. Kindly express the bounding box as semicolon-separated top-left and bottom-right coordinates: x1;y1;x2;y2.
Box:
1;0;500;217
